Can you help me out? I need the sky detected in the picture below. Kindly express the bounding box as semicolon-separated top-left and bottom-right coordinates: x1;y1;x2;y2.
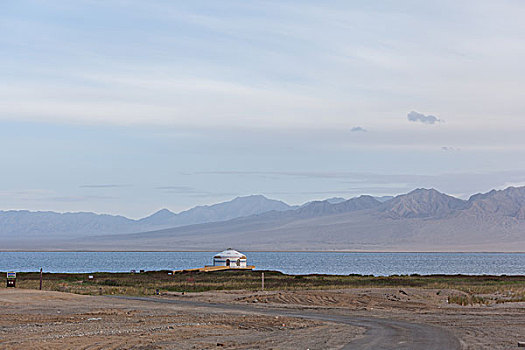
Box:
1;0;525;218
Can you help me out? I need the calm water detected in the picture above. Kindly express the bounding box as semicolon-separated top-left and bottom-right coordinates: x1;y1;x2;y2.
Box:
0;252;524;275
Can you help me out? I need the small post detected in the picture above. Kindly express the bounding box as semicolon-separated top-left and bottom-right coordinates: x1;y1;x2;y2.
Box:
261;272;265;291
39;268;43;290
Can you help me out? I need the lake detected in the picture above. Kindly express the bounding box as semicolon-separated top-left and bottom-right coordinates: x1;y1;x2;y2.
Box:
0;252;524;275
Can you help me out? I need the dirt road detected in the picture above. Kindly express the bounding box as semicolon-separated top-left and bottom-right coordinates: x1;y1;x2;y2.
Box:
2;288;523;349
0;289;362;349
112;296;460;350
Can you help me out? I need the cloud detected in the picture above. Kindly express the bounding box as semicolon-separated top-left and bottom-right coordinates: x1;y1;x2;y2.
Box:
188;170;525;199
350;126;367;132
266;186;408;196
2;1;525;136
48;195;116;202
407;111;442;125
0;189;115;203
80;184;128;188
156;186;199;193
441;146;460;152
156;186;239;198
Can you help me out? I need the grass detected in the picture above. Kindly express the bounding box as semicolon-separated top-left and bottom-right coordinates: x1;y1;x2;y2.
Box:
2;270;525;304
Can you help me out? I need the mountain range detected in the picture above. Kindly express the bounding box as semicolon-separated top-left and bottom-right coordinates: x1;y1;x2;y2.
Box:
0;195;294;239
1;187;525;251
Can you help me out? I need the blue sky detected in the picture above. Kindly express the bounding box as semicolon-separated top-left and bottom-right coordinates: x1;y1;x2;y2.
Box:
1;0;525;218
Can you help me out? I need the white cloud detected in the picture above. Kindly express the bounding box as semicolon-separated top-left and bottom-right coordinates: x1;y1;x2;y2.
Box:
2;1;525;133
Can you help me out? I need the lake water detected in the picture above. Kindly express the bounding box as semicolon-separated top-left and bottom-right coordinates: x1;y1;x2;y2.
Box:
0;252;524;275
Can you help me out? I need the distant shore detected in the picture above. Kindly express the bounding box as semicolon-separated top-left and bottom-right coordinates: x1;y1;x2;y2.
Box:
2;249;525;253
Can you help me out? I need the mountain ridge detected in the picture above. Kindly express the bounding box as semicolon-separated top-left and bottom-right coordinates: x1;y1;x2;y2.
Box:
68;186;525;252
1;186;525;251
380;188;467;219
137;194;294;229
0;195;294;238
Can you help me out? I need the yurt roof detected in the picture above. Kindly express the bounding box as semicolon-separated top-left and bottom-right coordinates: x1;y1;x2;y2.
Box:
214;248;246;259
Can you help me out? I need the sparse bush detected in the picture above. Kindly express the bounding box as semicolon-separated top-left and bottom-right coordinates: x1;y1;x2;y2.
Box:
9;270;525;298
99;279;120;286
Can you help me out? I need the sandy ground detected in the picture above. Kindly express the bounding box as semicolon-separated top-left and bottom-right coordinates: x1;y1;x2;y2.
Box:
0;289;361;349
151;288;525;349
0;288;524;349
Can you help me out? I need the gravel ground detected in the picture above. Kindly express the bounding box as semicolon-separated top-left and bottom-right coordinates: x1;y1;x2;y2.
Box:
1;287;524;349
0;289;361;349
160;287;525;349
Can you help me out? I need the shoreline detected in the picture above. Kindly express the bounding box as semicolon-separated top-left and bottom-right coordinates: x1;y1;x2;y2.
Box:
1;249;525;253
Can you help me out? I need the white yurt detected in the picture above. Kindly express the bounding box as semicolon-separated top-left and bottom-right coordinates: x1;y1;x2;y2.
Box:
213;248;247;268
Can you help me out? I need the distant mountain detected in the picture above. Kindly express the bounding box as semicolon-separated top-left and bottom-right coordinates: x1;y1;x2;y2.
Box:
138;208;175;226
466;186;525;219
300;197;346;207
0;195;293;239
138;195;293;229
296;195;381;218
2;187;525;252
326;197;347;204
373;196;394;203
381;188;467;218
64;186;525;252
0;210;136;238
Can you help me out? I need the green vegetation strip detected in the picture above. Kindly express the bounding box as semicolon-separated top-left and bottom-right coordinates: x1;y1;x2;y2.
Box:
2;271;525;303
